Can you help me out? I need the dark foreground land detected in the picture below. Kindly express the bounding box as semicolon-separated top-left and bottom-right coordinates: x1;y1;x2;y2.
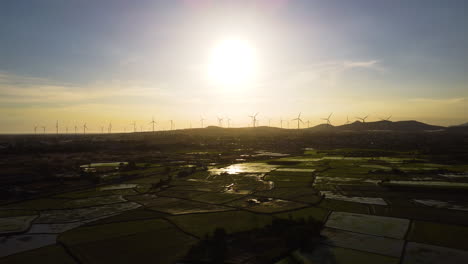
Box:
1;127;468;263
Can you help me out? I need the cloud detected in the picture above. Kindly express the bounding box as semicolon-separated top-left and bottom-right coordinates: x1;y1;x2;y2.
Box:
342;60;380;69
261;59;384;91
408;97;467;104
0;72;168;105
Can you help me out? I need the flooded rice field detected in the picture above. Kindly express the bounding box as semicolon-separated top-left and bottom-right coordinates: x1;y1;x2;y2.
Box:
1;148;468;263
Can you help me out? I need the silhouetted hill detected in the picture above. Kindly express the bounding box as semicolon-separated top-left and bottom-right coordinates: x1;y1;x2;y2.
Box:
307;124;336;131
446;122;468;132
338;120;443;131
451;122;468;127
184;125;287;136
306;120;444;132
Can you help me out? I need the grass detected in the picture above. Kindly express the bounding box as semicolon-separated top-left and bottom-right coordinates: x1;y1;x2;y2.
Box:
191;192;245;204
59;218;171;246
318;199;370;214
407;220;468;251
157;189;206;199
4;198;71;210
265;175;315;182
55;188;138;199
254;187;318;201
273;181;312;188
168;210;274;238
372;206;468;226
67;222;197;264
0;245;76;264
85;208;168;226
0;209;37;218
141;197;233;215
274;206;330;223
290;245;399;264
227;196;308;213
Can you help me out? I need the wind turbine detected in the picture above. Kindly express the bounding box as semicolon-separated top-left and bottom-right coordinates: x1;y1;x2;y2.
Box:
321;113;333;125
108;122;112;133
306;120;311;128
200;116;205;128
217;116;224;127
280;118;283;128
292;112;304;129
83;123;88;134
149;117;157;132
356;115;369;123
131;121;137;132
34;125;38;135
41;126;46;134
379;115;392;121
74;125;78;135
170;120;174;130
248;113;259;128
227;117;231;128
56;120;59;135
345;116;351;124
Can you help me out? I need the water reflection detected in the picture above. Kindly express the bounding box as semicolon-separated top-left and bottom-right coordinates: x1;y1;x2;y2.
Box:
209;163;278;175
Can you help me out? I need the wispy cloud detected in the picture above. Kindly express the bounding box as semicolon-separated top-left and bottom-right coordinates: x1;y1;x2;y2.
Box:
408;97;467;104
262;59;384;90
0;72;168;105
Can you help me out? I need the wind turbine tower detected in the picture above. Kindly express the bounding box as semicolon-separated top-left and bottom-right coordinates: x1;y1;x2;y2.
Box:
356;115;369;123
56;120;59;135
149;117;157;132
292;112;304;129
248;113;259;128
200;117;205;128
42;126;46;134
321;113;333;125
379;115;392;121
217;117;224;127
345;116;351;124
83;123;87;134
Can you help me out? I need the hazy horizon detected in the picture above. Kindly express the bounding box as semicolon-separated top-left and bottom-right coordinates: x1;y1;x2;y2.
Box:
1;0;467;133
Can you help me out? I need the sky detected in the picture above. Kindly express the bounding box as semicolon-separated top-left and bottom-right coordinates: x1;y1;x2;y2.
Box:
1;0;467;133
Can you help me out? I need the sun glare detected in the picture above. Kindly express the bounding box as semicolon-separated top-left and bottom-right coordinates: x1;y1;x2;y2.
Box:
207;38;257;87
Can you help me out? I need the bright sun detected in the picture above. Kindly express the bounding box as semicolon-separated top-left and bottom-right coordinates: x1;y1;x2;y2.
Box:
208;38;257;86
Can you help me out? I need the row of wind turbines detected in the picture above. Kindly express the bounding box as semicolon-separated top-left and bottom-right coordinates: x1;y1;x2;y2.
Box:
32;114;392;134
248;112;392;129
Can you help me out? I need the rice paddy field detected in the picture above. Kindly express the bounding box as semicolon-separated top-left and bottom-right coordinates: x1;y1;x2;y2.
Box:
1;148;468;263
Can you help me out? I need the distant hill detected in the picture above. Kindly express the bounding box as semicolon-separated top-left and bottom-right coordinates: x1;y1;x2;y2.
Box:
307;124;336;131
451;122;468;127
307;120;444;132
446;122;468;132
